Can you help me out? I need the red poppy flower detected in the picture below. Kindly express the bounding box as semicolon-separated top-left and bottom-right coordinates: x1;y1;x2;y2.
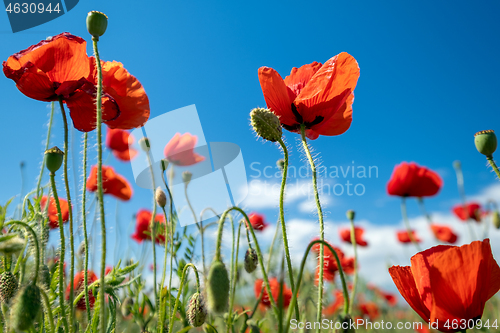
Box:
397;230;421;244
131;209;166;244
40;196;69;229
339;226;368;246
163;132;205;166
254;278;292;309
3;33;150;132
86;165;133;201
452;202;482;222
312;239;354;282
387;162;443;197
389;239;500;332
66;270;98;310
359;302;380;320
324;290;344;315
341;257;356;275
430;224;458;244
258;53;360;140
247;213;269;232
105;266;113;275
106;128;137;161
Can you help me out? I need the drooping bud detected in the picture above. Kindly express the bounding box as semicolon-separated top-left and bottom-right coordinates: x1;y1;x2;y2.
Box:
86;11;108;38
346;210;355;221
139;137;151;152
207;261;230;314
335;314;356;333
121;297;134;317
44;146;64;174
161;159;169;172
244;248;258;273
155;187;167;208
475;130;497;157
493;211;500;229
10;284;41;331
250;108;282;142
0;236;25;255
78;241;86;256
182;171;192;185
38;265;51;290
276;159;285;171
0;272;18;303
187;292;207;327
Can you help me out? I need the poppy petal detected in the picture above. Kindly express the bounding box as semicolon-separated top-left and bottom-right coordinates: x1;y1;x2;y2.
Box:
284;62;322;99
308;93;354;137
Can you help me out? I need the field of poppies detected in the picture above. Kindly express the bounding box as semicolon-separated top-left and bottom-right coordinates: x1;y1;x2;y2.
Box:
1;8;500;333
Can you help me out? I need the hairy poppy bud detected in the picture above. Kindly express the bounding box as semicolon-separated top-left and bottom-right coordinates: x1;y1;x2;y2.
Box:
10;284;41;331
250;108;282;142
139;137;151;152
335;314;356;333
44;146;64;174
182;171;192;185
39;265;51;290
0;236;25;255
207;261;230;314
121;297;134;317
155;187;167;208
244;248;258;273
346;210;355;221
493;211;500;229
0;272;18;303
475;130;497;157
187;292;207;327
86;11;108;38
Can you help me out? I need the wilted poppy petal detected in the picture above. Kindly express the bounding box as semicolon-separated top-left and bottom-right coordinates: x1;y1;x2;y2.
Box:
389;266;430;322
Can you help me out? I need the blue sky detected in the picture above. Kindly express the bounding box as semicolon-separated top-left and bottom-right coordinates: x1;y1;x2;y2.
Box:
1;0;500;288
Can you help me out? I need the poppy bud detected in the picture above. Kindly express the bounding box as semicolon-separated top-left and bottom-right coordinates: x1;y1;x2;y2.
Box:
207;260;230;314
182;171;192;185
161;159;169;172
250;108;282;142
78;241;86;256
39;265;51;290
244;248;258;273
475;130;497;157
121;297;134;317
335;314;356;333
0;236;25;255
187;292;207;327
0;272;18;303
276;159;285;171
44;146;64;174
10;284;41;331
86;11;108;38
139;137;151;152
155;187;167;208
346;210;355;221
493;211;500;229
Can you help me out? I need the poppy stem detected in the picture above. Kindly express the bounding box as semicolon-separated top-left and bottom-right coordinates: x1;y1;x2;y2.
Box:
453;161;478;241
277;138;300;320
300;125;326;328
168;263;200;333
487;156;500;180
145;152;158;305
348;215;358;315
5;221;39;284
226;220;242;333
81;132;92;322
401;197;422;252
283;240;350;333
36;102;55;198
91;36;107;333
49;172;69;332
58;96;75;331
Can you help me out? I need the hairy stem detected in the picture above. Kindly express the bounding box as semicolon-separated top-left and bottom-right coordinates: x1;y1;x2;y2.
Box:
487;156;500;180
401;197;421;251
168;263;200;333
36;102;55;197
348;217;358;314
146;153;158;304
81;133;91;321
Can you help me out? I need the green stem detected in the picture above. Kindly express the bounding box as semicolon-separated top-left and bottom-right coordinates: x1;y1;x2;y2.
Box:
146;153;158;304
401;197;421;251
300;125;326;329
348;217;357;315
283;240;350;333
92;36;107;333
227;222;242;333
49;173;69;332
36;102;55;198
5;221;39;284
40;287;55;333
454;161;477;241
58;97;75;332
168;263;200;333
82;133;91;322
277;139;300;320
487;156;500;180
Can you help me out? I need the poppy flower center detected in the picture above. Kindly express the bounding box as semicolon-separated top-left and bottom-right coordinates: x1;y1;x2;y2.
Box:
281;103;325;131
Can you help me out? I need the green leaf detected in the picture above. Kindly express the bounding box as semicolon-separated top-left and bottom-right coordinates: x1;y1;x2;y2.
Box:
177;326;193;333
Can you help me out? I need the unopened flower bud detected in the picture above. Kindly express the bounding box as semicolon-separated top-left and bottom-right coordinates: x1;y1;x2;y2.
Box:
78;241;86;256
38;265;51;290
182;171;192;185
346;210;355;221
244;248;258;273
207;260;230;314
44;146;64;174
155;187;167;208
10;284;41;331
276;159;285;171
493;211;500;229
0;236;25;255
250;108;282;142
475;130;497;157
139;137;150;152
121;297;134;317
86;11;108;38
161;159;169;172
0;272;18;303
187;292;207;327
